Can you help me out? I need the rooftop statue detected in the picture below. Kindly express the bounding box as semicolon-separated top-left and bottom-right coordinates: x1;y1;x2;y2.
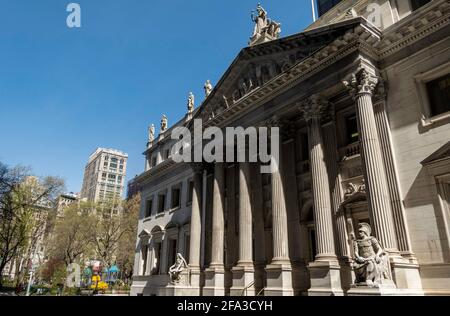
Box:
148;124;155;143
160;115;168;133
187;92;195;113
352;223;391;287
204;80;213;97
250;4;281;46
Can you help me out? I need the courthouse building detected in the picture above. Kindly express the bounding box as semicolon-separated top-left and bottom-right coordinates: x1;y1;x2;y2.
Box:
131;0;450;296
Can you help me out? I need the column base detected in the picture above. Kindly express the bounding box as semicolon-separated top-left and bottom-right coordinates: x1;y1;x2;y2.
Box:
230;264;255;296
203;265;225;296
307;260;344;296
265;261;294;296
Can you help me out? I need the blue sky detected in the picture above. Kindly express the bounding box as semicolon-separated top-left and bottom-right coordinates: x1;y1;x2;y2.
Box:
0;0;315;194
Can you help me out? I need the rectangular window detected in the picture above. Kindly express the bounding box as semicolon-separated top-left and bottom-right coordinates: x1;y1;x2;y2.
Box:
111;157;118;163
426;73;450;117
157;193;166;214
171;186;181;209
145;199;153;217
411;0;431;11
152;243;162;275
345;115;359;144
141;245;148;275
168;239;177;267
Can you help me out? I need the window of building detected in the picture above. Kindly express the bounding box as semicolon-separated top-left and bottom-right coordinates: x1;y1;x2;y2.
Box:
145;199;153;218
141;245;148;275
415;63;450;127
152;242;162;275
171;185;181;209
151;156;157;168
411;0;431;11
317;0;342;17
426;73;450;117
111;157;118;163
157;193;166;214
345;115;359;144
168;239;177;268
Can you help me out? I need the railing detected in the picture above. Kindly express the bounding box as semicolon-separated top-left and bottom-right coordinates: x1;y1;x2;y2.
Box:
241;281;255;296
339;142;361;160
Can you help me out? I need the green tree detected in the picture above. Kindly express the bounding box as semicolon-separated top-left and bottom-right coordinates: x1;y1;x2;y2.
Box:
0;162;64;289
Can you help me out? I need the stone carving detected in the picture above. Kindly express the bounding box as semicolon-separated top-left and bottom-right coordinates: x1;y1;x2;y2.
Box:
168;253;189;284
160;115;168;133
204;80;213;97
344;180;366;199
299;95;327;121
343;68;379;99
346;8;358;18
187;92;195;114
352;223;391;287
148;124;155;143
250;4;281;45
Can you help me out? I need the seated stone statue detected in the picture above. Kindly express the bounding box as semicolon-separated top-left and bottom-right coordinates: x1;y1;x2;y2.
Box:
168;253;188;284
353;223;390;287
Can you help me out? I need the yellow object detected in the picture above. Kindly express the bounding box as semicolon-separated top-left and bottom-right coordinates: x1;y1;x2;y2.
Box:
91;281;108;291
91;275;101;282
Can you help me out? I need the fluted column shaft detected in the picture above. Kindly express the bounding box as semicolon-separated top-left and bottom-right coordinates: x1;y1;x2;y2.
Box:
189;168;203;268
210;163;225;267
374;101;413;255
271;149;291;263
308;116;338;261
355;93;398;251
238;162;253;265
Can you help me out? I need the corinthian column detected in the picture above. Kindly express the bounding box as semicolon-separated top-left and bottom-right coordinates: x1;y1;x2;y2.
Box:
188;163;203;294
204;163;225;296
300;95;342;296
230;162;255;296
264;118;294;296
302;96;338;261
343;69;399;254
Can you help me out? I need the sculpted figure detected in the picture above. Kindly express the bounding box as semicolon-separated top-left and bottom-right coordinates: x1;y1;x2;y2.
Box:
168;253;188;283
204;80;213;97
353;223;390;287
187;92;195;113
148;124;155;143
160;115;168;132
251;4;268;37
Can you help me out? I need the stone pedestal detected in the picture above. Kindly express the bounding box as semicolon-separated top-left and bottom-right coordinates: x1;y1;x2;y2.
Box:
391;261;424;295
307;261;344;296
265;263;295;296
347;281;398;296
203;266;226;296
230;265;255;296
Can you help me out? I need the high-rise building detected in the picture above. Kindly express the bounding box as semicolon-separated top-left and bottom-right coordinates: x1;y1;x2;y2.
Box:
80;148;128;203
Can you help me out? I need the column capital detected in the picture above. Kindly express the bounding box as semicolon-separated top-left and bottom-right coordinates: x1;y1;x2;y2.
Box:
342;68;379;99
298;94;328;122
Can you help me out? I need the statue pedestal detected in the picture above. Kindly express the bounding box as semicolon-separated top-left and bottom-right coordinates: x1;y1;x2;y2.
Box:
249;33;277;46
347;281;398;296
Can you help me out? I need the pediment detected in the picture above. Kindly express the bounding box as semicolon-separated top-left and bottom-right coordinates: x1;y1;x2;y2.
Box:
191;19;367;126
138;229;150;238
421;141;450;166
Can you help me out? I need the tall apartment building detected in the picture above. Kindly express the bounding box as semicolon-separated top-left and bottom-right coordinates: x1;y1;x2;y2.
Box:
80;148;128;203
